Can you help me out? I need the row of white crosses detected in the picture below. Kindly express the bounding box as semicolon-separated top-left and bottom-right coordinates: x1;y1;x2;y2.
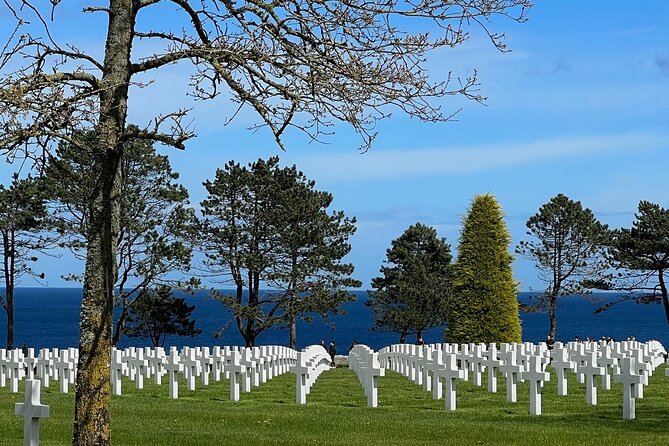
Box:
378;340;667;419
290;344;333;404
348;344;385;407
1;345;299;403
0;348;78;394
110;345;298;400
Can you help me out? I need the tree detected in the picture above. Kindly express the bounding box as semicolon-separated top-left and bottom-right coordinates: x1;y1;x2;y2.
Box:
594;201;669;325
446;194;521;344
515;194;609;342
0;2;531;443
123;286;201;347
266;165;361;348
45;129;198;345
367;223;452;343
200;157;359;348
0;174;52;349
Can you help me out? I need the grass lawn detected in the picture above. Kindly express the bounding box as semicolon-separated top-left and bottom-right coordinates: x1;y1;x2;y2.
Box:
1;364;668;445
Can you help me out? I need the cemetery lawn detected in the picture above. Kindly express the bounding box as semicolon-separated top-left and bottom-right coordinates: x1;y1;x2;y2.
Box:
1;365;668;446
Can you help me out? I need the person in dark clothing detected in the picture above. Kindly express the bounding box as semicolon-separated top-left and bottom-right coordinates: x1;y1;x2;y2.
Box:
328;341;336;366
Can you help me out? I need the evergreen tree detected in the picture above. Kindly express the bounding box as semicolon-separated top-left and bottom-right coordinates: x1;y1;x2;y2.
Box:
267;167;360;348
46;129;198;344
446;194;521;344
367;223;452;343
594;201;669;325
200;157;359;347
516;194;609;342
123;286;201;347
0;174;53;349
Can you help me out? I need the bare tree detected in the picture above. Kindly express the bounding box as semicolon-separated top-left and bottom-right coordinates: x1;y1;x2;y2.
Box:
0;1;531;444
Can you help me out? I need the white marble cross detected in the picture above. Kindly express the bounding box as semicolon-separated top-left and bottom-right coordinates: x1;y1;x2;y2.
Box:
549;346;575;396
580;351;605;405
499;348;523;403
54;350;72;394
470;344;486;387
163;350;183;400
522;355;550;415
227;349;245;402
110;349;124;396
482;343;502;393
8;349;24;393
436;353;465;411
15;379;50;446
614;356;644;420
180;348;200;392
597;345;618;391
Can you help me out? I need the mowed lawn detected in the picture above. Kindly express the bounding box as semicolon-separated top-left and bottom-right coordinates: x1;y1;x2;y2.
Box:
1;365;668;445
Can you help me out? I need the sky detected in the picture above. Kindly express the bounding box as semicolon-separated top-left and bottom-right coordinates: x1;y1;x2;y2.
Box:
1;1;668;291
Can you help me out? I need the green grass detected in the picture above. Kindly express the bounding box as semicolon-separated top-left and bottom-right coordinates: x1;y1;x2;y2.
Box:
1;365;668;445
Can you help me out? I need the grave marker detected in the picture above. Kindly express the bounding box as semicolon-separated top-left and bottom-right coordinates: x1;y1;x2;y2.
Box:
15;379;50;446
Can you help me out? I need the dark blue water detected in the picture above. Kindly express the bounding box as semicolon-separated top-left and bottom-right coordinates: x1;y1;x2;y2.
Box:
1;288;667;351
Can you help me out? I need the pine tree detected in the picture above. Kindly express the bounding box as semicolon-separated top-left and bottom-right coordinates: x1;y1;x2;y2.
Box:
446;194;521;343
200;157;359;348
123;286;201;348
367;223;452;343
516;194;608;342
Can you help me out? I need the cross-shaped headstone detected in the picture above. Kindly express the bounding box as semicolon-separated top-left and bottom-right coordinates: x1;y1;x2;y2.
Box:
549;345;576;396
580;350;606;405
470;344;486;387
436;353;465;411
522;355;550;415
614;356;644;420
180;348;200;392
54;350;72;394
499;348;524;403
8;349;25;393
15;379;50;446
110;349;124;396
163;350;183;400
36;349;53;389
482;343;502;393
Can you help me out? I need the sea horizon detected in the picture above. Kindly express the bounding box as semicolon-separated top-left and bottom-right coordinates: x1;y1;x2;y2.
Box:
1;287;667;352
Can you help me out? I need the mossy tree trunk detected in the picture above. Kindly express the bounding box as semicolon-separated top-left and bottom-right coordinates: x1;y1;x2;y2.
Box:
72;1;134;444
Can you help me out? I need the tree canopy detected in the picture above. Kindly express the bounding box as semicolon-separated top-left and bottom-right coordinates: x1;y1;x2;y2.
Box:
595;201;669;325
46;129;198;344
446;194;521;344
516;193;608;342
367;222;452;343
123;286;201;348
200;156;359;348
0;174;52;349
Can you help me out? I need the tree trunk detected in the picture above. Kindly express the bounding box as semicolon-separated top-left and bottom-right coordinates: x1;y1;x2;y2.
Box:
2;231;14;350
73;2;134;445
289;315;297;350
399;329;407;344
659;270;669;325
416;329;423;343
112;298;128;346
6;286;13;350
548;295;557;343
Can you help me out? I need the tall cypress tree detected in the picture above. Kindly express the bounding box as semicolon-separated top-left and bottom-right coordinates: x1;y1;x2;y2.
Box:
446;194;521;343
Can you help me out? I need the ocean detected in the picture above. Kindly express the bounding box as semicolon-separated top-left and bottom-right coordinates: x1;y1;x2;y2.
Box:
1;288;668;351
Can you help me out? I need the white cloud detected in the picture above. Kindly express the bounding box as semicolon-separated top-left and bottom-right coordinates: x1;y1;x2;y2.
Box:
287;133;668;182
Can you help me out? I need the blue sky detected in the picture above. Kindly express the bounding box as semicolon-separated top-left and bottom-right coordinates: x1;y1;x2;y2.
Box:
2;1;669;291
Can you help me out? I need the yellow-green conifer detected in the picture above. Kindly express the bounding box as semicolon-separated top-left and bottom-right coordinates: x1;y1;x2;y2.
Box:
446;194;521;343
